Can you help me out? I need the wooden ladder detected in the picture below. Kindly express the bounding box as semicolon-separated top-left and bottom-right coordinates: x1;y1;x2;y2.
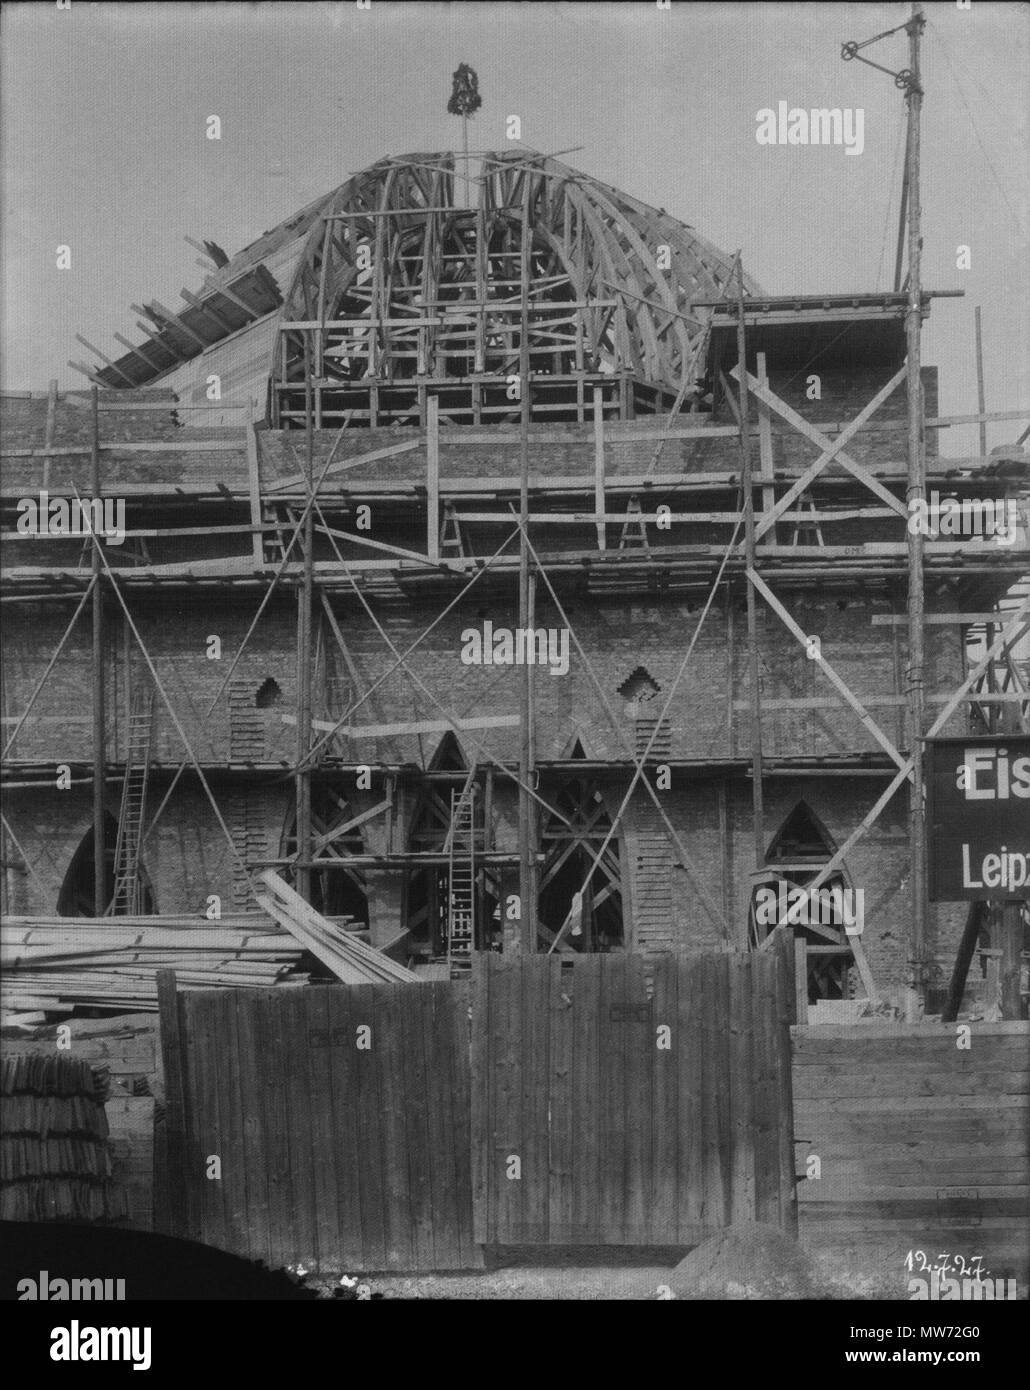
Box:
446;769;477;976
108;691;155;915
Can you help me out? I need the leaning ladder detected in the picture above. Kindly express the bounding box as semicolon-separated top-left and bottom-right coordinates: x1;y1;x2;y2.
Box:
108;690;155;916
446;769;477;976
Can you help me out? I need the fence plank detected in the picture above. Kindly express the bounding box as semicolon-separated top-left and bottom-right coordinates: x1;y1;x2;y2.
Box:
571;956;602;1243
651;955;678;1241
547;955;575;1243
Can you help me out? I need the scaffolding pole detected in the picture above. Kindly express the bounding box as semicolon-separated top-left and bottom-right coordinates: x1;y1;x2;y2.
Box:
905;2;928;1005
295;335;315;903
90;387;106;915
737;261;765;872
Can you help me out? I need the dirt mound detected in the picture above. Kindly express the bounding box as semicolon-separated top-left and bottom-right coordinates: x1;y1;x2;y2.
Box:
669;1222;820;1300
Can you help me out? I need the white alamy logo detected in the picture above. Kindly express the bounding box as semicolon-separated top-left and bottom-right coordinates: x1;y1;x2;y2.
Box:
16;492;125;545
908;492;1024;545
754;882;865;935
50;1320;151;1371
460;621;569;677
755;102;865;156
908;1274;1017;1300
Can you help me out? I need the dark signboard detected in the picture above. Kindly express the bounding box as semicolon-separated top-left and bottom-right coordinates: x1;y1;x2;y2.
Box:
926;736;1030;902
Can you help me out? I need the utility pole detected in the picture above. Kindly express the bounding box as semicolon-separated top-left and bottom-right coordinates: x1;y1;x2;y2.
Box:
91;387;106;915
296;335;315;903
903;2;928;1008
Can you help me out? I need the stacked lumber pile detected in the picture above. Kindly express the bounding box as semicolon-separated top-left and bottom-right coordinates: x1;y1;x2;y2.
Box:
1;912;313;1016
1;1053;125;1222
257;870;417;984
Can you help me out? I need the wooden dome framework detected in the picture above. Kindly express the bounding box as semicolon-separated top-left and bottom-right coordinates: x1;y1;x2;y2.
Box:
273;150;757;428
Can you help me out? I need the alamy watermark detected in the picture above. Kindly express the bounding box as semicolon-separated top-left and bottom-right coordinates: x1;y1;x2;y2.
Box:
754;882;865;935
908;491;1024;545
755;102;864;156
16;492;126;545
460;621;570;677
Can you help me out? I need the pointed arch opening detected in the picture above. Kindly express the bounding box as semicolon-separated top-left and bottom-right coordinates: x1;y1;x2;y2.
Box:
537;773;624;953
748;800;857;1002
57;813;156;917
280;786;369;925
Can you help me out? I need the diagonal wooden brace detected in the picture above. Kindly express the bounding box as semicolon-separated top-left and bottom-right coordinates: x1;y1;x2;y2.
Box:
747;567;908;769
729;364;909;538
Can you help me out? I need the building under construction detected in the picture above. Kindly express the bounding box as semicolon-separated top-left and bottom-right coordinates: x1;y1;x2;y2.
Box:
2;146;1028;1275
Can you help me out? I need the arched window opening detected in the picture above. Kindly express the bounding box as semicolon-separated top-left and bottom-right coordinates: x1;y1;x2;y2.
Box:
748;801;857;1003
255;677;282;709
281;787;368;925
538;774;624;953
57;813;156;917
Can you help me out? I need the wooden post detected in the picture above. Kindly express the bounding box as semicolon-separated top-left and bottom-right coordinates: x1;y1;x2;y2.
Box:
904;2;928;1002
1000;901;1024;1021
593;386;606;551
90;387;106;915
794;934;808;1025
246;423;265;569
295;337;315;903
974;306;987;460
737;263;764;872
43;378;57;489
426;394;440;560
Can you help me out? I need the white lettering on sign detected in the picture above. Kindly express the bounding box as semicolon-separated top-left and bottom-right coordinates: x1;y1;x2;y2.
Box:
957;747;1030;800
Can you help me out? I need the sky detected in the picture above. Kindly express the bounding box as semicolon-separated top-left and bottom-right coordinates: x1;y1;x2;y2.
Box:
2;0;1027;458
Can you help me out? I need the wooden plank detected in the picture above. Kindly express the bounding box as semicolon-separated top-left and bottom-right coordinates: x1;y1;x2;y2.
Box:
376;985;415;1269
324;985;365;1270
261;989;296;1269
402;984;436;1271
470;954;489;1247
522;956;550;1242
750;952;779;1226
233;990;272;1269
155;971;190;1241
677;954;704;1236
547;954;575;1243
651;955;678;1241
598;954;625;1243
623;953;651;1242
305;987;340;1270
351;982;388;1270
284;988;320;1268
287;713;520;739
728;953;756;1222
214;989;248;1260
571;956;601;1244
265;438;421;491
705;955;732;1226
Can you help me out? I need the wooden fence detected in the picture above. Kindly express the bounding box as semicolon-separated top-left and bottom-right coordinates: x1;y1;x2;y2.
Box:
793;1021;1030;1281
158;975;478;1272
471;951;796;1246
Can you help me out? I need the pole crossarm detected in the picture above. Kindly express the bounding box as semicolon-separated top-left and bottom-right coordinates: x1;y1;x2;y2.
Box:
746;567;909;771
731;365;910;538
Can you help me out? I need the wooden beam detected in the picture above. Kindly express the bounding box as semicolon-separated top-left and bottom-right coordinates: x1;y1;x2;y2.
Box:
593;386;606;551
74;335;136;388
310;796;393;854
282;713;521;738
426;394;440;561
246;425;264;568
265;438;421;492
